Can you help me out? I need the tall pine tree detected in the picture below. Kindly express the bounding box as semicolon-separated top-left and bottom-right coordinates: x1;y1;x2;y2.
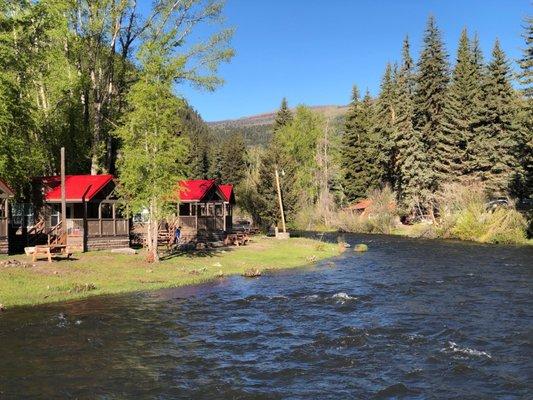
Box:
472;40;519;195
516;17;533;200
395;36;424;211
220;132;247;185
413;15;449;197
374;63;399;188
256;98;294;228
273;97;293;131
438;29;483;182
341;86;378;202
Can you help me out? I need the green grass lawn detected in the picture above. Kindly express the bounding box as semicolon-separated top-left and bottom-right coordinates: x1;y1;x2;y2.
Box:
0;236;339;308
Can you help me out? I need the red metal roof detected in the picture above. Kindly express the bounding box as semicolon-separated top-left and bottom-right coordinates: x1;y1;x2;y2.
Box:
178;179;234;203
42;174;114;202
0;178;14;197
218;184;234;202
178;179;216;202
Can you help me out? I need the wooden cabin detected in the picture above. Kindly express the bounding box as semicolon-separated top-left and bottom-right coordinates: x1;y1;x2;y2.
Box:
176;179;235;242
34;175;129;251
0;178;14;254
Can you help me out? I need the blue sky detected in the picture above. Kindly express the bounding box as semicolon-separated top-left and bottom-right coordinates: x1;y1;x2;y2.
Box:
177;0;530;122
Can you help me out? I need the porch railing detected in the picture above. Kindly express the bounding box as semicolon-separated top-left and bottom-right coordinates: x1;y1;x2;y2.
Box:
84;218;129;237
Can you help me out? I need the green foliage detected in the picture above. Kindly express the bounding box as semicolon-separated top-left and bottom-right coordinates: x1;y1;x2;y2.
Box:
438;29;483;182
255;99;295;228
341;87;378;202
181;105;212;179
374;64;399;188
471;41;519;196
114;52;189;218
332;186;398;234
273;97;293;131
413;15;449;194
435;182;526;244
220;132;247;185
395;36;425;209
208;146;223;182
515;17;533;201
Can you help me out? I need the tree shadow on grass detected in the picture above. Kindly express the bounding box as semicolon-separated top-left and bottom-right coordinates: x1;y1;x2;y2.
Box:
159;246;236;261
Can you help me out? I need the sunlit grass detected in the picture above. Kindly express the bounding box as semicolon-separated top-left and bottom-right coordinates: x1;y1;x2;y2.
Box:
0;236;339;308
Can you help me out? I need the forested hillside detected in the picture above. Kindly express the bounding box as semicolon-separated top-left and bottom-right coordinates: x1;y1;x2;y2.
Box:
208;105;348;146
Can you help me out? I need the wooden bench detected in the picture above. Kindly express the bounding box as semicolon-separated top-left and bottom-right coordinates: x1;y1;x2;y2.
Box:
31;245;72;263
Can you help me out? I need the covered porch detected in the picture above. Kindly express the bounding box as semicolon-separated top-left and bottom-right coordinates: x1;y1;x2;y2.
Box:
39;175;130;251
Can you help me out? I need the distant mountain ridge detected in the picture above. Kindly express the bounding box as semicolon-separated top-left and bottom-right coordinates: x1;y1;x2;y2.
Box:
208;104;349;128
208;104;349;146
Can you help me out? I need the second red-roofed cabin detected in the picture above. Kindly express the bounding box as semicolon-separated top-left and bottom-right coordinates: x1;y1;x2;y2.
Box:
33;175;129;251
176;179;235;241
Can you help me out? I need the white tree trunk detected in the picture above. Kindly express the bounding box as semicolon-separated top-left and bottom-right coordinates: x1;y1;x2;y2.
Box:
146;199;159;262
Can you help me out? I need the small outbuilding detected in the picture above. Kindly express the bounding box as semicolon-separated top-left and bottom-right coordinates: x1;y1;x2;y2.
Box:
0;178;14;254
176;179;235;242
34;174;129;251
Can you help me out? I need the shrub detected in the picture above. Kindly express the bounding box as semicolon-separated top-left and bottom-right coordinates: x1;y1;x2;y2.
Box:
435;181;527;244
365;185;398;234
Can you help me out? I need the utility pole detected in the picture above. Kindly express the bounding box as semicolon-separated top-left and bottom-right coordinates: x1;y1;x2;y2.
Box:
274;168;287;234
60;147;66;237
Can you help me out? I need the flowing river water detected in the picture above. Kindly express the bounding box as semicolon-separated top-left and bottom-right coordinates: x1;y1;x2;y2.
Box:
0;233;532;399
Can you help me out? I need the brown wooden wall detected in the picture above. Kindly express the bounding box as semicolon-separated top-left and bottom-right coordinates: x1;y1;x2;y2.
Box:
0;217;7;238
87;236;130;251
0;237;7;254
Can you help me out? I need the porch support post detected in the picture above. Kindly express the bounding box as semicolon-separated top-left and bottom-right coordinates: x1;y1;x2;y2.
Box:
112;203;116;236
98;203;102;237
83;200;88;252
223;202;227;232
4;198;8;238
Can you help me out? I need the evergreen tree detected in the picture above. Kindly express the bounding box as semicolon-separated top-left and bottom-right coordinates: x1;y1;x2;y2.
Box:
180;106;211;179
256;98;294;228
341;86;378;202
472;40;519;195
395;36;424;210
515;17;533;200
374;63;399;188
273;97;293;131
208;146;223;183
438;29;482;181
413;15;449;196
220;132;247;185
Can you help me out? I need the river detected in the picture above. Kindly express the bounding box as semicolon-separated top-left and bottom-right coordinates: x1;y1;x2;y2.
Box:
0;234;531;399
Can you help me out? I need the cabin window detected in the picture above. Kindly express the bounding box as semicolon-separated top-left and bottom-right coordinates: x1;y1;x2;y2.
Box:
191;204;197;216
179;203;190;216
101;203;113;219
87;203;99;219
0;203;5;218
215;204;223;216
115;206;125;219
50;204;60;227
207;204;215;216
199;204;207;216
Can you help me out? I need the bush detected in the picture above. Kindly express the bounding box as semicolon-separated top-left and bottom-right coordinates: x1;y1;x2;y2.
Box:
331;186;399;234
435;182;527;244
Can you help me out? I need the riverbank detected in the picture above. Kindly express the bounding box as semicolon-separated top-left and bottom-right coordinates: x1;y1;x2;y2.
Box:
0;236;339;308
